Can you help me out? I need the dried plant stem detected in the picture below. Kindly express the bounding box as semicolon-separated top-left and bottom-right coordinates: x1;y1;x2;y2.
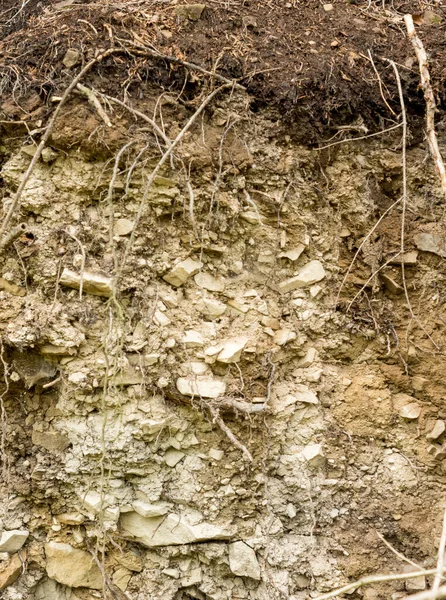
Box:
313;568;444;600
76;83;112;127
376;530;422;570
208;406;253;462
404;14;446;199
0;48;118;243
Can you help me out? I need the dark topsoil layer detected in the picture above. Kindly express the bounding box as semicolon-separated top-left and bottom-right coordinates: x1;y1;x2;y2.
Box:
1;0;446;142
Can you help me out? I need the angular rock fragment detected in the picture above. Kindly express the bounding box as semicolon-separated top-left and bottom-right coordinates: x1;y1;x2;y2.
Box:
174;3;205;20
399;402;421;420
45;542;102;589
62;48;81;68
120;512;233;547
197;297;227;317
278;260;326;293
0;551;27;591
414;233;446;257
113;218;134;236
301;443;325;467
60;268;113;297
217;337;249;363
163;258;203;287
194;272;225;292
427;420;445;441
273;329;296;346
132;500;168;518
278;244;305;261
183;330;204;347
0;530;29;553
228;541;261;580
176;377;226;399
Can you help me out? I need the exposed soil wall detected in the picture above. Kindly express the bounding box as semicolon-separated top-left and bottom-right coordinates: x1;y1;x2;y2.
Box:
1;2;446;600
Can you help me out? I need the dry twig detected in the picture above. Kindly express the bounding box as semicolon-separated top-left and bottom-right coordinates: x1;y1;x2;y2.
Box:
404;14;446;199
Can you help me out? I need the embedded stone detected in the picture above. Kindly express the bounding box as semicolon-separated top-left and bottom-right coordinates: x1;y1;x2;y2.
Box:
217;337;249;363
298;347;318;367
427;420;446;441
241;211;262;224
176;377;226;399
278;244;305;261
163;258;203;287
45;542;102;589
183;330;204;347
165;449;185;467
174;3;205;20
228;541;261;580
197;298;227;318
273;329;296;346
120;512;233;547
278;260;326;293
114;218;134;236
132;500;168;518
414;233;446;257
194;272;225;292
0;551;26;591
301;443;325;467
62;48;81;68
399;402;421;420
0;530;29;553
293;384;319;404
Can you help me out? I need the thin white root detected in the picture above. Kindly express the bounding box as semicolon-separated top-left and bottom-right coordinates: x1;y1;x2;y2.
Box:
404;14;446;199
76;83;112;128
209;406;253;462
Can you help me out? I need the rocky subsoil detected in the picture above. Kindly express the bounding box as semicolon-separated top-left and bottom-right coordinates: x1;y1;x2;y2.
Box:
1;2;446;600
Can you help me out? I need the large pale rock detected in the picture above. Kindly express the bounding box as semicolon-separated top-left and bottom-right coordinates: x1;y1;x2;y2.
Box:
45;542;102;589
427;420;446;440
278;260;326;293
132;500;168;518
194;272;225;292
301;443;325;467
35;578;74;600
0;530;29;553
217;337;248;363
60;268;113;297
414;232;446;257
120;512;233;547
228;541;261;580
177;377;226;398
163;258;203;286
197;297;227;317
0;551;27;591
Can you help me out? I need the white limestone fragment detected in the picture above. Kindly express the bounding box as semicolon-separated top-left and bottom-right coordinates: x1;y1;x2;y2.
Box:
45;541;102;589
278;260;326;293
294;384;319;404
114;218;134;236
194;272;225;292
197;298;227;318
165;449;185;467
278;244;305;261
163;258;203;287
60;268;113;297
120;512;233;547
273;329;296;346
0;530;29;553
399;403;421;420
132;500;168;518
298;347;318;367
209;448;224;461
183;330;204;347
427;420;445;440
301;443;325;467
241;211;262;224
217;337;249;363
154;310;171;326
176;377;226;398
228;541;261;580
